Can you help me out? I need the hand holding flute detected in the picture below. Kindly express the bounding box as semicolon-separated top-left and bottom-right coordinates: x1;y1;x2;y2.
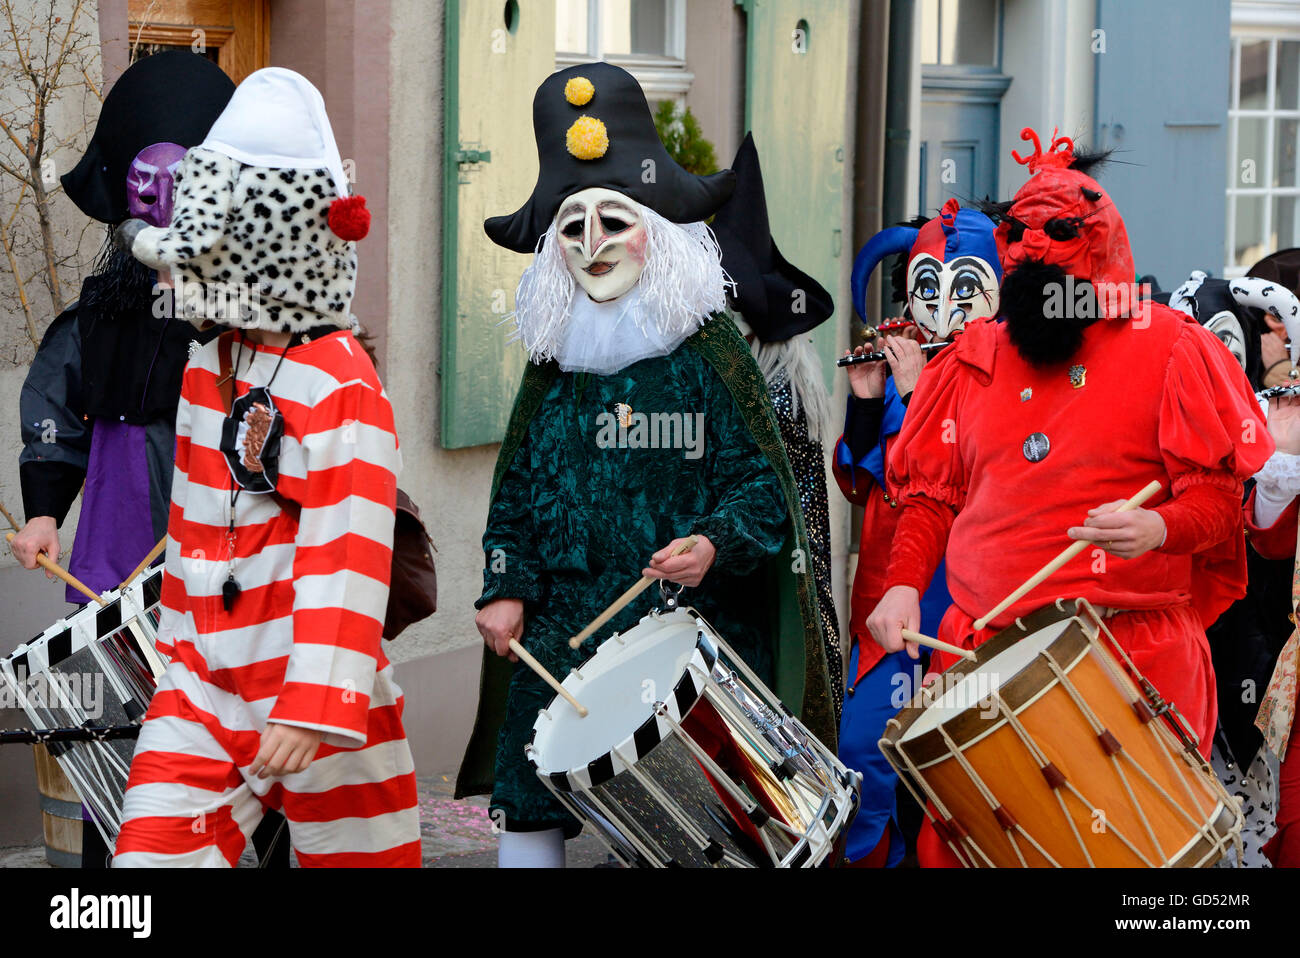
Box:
841;328;928;401
837;341;949;367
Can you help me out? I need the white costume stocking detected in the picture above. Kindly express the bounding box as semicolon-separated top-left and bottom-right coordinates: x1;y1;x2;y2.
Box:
498;828;566;868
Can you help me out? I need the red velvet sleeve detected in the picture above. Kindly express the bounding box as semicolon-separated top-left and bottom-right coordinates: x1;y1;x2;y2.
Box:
881;343;968;593
1158;322;1273;492
1156;321;1276;626
884;495;956;593
1245;487;1300;561
885;342;970;512
1155;481;1243;554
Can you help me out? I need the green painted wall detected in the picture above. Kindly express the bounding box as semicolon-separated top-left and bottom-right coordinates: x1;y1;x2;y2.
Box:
442;0;558;449
744;0;852;386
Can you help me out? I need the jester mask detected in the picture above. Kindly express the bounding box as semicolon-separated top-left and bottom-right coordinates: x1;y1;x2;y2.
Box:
850;197;1001;342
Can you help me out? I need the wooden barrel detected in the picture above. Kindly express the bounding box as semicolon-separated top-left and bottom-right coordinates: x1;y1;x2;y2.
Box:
33;744;81;868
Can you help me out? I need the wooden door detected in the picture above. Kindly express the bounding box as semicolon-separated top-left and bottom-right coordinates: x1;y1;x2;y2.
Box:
127;0;270;83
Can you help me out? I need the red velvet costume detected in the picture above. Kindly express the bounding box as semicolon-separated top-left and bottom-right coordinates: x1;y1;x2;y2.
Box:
836;432;906;681
878;130;1274;866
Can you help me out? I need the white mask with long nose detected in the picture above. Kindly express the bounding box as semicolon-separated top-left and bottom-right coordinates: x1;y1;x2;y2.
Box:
906;254;1001;342
556;187;648;302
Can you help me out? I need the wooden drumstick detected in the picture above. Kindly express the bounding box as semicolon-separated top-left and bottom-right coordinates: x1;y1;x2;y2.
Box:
972;480;1163;631
568;535;699;650
900;629;977;662
0;501;20;532
508;639;588;718
119;536;167;590
5;531;106;606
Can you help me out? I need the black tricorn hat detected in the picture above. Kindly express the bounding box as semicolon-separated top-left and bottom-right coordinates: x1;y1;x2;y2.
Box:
61;51;235;224
711;133;834;343
484;62;736;254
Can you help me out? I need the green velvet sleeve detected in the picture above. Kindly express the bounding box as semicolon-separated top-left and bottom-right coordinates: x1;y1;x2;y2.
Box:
691;363;789;574
476;424;545;610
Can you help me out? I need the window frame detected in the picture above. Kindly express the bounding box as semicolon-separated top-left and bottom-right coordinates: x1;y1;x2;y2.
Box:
1225;2;1300;276
555;0;692;100
918;0;1004;72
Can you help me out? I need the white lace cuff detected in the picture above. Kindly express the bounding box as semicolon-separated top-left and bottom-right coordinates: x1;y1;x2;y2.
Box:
1253;451;1300;526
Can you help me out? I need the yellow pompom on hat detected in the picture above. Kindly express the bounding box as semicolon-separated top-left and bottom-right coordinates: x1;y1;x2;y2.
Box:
485;62;736;254
565;115;608;161
564;76;595;106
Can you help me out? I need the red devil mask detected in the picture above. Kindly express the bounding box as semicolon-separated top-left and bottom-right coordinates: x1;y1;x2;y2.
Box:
995;128;1135;320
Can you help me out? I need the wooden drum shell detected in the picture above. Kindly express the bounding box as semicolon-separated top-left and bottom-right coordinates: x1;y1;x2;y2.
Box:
880;603;1240;868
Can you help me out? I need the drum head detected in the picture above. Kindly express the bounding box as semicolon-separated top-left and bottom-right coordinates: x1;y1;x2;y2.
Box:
900;617;1076;742
529;610;717;789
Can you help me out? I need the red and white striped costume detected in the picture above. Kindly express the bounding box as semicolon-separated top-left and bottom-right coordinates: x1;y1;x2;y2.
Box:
114;329;421;867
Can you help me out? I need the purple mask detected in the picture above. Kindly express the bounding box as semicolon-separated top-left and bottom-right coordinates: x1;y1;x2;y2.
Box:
126;142;188;227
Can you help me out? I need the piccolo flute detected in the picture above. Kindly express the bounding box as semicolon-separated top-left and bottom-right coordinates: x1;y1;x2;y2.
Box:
837;341;950;367
1258;380;1300;402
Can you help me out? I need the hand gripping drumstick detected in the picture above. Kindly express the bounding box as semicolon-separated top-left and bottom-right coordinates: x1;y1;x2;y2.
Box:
568;535;700;650
507;638;589;718
5;531;106;606
972;480;1163;632
900;629;977;662
118;536;168;590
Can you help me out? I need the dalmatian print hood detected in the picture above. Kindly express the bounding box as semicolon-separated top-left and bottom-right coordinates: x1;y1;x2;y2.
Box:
126;68;370;334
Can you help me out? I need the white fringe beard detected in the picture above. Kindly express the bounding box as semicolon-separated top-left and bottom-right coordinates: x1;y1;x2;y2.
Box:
510;204;732;365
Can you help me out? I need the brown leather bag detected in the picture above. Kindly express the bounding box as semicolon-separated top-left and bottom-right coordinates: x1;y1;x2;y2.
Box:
215;332;437;639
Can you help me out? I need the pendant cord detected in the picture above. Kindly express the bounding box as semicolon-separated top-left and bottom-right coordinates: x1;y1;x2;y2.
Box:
224;333;295;608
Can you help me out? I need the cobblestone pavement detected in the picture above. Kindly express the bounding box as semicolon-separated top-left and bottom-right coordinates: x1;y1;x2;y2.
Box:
0;772;616;869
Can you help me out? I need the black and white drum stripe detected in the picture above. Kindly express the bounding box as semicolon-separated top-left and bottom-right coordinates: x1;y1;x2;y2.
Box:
530;633;720;793
6;566;162;675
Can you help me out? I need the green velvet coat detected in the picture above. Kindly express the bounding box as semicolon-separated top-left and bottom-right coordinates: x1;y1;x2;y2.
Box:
454;315;836;812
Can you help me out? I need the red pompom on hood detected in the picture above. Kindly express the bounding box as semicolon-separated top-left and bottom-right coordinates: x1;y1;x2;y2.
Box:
328;194;370;241
995;127;1136;320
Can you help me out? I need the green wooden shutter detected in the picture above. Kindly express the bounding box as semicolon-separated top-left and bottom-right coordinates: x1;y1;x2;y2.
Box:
442;0;557;449
743;0;853;386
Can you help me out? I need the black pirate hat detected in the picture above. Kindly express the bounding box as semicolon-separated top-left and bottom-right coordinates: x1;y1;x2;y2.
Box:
711;133;833;343
485;62;735;253
62;51;235;224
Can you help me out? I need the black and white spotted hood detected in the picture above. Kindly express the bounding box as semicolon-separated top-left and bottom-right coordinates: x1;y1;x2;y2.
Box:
127;68;358;334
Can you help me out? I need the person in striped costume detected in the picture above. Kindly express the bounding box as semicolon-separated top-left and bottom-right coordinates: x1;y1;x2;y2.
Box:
110;69;420;867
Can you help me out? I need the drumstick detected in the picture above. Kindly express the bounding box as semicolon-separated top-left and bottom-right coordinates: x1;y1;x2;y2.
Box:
568;535;699;650
900;629;977;662
508;639;588;718
5;531;106;606
0;501;20;532
972;480;1163;631
119;536;167;590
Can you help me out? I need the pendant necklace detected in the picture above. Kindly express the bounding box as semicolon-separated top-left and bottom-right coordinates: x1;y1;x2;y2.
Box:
223;333;293;612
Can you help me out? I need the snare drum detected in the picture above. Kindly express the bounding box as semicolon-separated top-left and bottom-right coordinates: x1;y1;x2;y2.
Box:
527;607;860;868
0;567;167;847
880;600;1242;867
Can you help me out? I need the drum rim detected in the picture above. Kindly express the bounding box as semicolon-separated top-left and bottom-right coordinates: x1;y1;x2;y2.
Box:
526;609;720;793
1168;801;1242;868
4;564;164;672
882;603;1091;768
